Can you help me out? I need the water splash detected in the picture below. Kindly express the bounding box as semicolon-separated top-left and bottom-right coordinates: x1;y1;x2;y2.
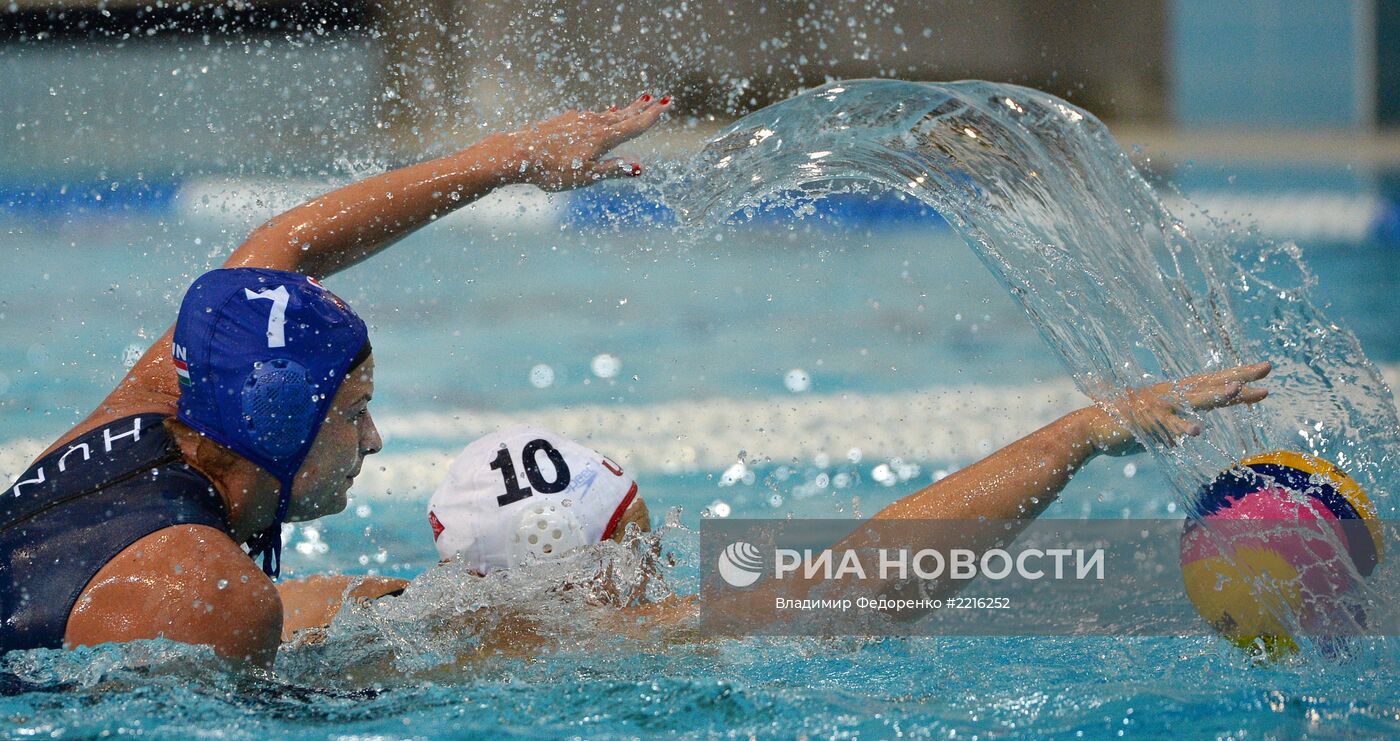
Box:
674;79;1400;511
284;80;1399;672
4;80;1398;734
278;519;695;683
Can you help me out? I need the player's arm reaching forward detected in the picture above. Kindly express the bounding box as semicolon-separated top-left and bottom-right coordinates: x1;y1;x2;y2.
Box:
277;364;1272;649
866;362;1271;523
700;362;1273;626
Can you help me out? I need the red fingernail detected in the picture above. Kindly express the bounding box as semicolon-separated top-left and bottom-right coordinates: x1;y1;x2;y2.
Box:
609;105;618;112
641;93;652;103
630;163;642;176
659;96;670;105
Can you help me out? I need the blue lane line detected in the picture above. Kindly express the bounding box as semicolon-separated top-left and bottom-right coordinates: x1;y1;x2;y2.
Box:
1;178;1397;244
1375;201;1400;244
0;179;180;217
564;188;949;229
565;188;679;227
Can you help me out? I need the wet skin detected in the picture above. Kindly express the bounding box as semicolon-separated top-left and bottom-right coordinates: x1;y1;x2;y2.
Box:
63;358;382;665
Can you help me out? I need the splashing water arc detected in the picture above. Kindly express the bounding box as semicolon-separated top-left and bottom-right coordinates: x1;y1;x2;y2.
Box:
676;79;1400;510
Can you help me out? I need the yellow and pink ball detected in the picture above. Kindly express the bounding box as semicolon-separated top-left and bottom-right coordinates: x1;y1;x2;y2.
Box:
1180;451;1383;656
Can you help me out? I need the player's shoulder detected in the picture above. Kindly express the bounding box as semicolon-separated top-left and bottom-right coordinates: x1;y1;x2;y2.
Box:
67;524;282;663
131;524;282;622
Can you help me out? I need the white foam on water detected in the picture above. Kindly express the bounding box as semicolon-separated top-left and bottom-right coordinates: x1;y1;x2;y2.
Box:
1169;192;1386;244
2;365;1395;500
13;361;1400;495
175;178;566;232
354;362;1400;499
371;377;1086;476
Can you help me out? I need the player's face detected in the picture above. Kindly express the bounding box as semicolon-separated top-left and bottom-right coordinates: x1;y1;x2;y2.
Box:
290;356;381;520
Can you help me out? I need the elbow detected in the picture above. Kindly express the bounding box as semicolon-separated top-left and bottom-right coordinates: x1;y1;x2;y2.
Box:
225;215;314;275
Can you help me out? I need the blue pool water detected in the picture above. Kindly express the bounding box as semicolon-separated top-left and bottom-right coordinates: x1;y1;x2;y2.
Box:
1;225;1397;738
2;83;1400;737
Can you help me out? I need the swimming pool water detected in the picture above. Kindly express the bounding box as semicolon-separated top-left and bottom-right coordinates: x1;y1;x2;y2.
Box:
1;208;1398;736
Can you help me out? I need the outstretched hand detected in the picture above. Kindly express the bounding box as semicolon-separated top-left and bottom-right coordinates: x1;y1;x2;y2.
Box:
1082;361;1272;456
504;93;672;191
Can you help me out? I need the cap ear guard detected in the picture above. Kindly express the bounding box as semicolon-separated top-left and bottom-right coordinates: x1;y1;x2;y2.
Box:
240;359;319;459
509;501;590;568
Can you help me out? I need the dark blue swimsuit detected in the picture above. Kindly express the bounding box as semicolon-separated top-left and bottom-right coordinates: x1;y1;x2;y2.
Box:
0;415;230;652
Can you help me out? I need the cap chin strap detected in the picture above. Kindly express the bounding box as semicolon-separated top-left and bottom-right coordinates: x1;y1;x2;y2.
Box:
246;476;294;578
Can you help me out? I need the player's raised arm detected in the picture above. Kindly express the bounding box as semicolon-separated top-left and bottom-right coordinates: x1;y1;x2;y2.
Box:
54;94;672;448
229;93;673;279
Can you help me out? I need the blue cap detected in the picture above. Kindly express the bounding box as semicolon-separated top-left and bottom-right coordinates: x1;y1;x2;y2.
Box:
173;267;369;576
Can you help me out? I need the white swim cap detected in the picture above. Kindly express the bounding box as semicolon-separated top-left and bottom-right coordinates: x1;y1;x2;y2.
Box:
428;425;639;574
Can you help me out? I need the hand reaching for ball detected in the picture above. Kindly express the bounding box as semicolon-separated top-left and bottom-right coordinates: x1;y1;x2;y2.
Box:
1080;361;1272;456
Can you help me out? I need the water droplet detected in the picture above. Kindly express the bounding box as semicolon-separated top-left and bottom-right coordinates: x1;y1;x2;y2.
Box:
25;344;49;367
784;368;811;393
529;364;555;388
590;353;620;379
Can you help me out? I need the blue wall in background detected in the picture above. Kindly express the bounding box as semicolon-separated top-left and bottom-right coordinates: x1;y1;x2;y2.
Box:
1172;0;1370;128
1379;0;1400;125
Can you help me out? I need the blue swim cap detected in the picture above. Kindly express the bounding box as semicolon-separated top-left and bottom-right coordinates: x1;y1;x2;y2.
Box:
173;267;370;576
